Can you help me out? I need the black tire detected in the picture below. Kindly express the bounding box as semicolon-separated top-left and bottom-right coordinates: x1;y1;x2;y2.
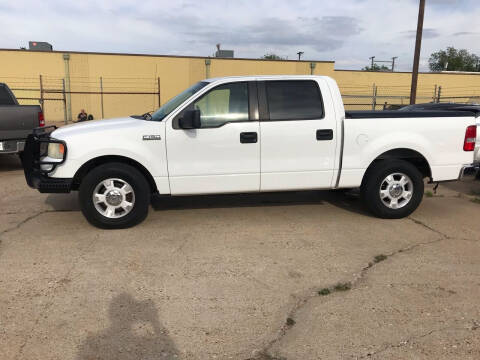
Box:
360;160;424;219
79;162;150;229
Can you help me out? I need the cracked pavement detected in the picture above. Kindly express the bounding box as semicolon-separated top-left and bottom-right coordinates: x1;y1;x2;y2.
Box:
0;155;479;360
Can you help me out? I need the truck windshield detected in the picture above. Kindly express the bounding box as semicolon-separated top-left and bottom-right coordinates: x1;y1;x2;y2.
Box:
151;81;209;121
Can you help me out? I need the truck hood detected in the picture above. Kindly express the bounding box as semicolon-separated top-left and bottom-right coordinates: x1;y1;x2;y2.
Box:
52;117;144;139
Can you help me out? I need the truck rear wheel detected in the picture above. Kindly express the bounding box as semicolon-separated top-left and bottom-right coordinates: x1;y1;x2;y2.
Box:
79;162;150;229
361;160;424;219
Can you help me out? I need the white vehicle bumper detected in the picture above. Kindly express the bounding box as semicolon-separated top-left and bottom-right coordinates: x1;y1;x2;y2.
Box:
458;164;476;180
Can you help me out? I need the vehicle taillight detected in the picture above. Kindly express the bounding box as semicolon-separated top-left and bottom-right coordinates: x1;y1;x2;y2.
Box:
463;125;476;151
38;111;45;127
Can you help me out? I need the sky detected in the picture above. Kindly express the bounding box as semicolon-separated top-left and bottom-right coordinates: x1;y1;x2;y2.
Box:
0;0;479;71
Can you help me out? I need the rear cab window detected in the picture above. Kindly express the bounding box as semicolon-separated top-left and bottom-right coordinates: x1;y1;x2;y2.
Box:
0;85;16;105
265;80;324;121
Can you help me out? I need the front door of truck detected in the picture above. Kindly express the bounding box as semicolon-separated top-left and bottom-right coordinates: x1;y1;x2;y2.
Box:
166;81;260;195
259;79;337;191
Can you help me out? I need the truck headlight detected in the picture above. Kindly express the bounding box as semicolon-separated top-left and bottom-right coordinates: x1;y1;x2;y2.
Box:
47;142;66;159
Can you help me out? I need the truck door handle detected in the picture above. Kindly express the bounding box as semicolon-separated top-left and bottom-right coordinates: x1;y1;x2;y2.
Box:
316;129;333;141
240;132;258;143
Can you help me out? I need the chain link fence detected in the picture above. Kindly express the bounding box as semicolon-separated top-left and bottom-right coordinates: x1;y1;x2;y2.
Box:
339;83;480;110
2;75;480;123
1;75;161;124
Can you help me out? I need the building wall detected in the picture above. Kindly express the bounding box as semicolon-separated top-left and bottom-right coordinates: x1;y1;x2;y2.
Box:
1;49;479;122
335;69;480;109
335;69;480;94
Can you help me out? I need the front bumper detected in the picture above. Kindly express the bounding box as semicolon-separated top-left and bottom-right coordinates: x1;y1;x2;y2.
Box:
21;126;72;193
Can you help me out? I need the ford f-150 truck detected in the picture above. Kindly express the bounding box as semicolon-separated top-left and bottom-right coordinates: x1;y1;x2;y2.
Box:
21;76;477;228
0;83;44;154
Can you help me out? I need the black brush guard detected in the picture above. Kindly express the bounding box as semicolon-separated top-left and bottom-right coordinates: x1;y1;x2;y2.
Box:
22;126;72;193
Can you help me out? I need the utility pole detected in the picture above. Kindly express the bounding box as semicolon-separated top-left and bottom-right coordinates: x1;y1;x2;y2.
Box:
391;57;398;72
297;51;304;60
369;56;375;69
410;0;425;105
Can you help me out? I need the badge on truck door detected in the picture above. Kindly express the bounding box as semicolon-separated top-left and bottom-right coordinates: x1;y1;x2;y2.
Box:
142;135;161;141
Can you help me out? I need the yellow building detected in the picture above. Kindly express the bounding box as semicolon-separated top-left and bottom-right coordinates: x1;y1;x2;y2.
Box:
1;49;479;123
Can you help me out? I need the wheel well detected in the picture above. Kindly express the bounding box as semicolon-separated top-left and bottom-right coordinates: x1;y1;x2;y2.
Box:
367;148;432;180
72;155;158;193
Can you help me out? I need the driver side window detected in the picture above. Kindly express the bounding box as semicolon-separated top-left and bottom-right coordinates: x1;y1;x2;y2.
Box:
193;82;249;128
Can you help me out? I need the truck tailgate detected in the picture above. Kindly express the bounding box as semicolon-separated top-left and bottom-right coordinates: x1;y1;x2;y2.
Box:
0;105;41;140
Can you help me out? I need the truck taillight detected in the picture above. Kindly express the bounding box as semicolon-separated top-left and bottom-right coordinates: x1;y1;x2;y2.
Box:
38;111;45;127
463;125;476;151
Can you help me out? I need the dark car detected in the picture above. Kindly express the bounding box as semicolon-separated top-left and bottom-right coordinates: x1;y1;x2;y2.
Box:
0;83;44;155
398;102;480;115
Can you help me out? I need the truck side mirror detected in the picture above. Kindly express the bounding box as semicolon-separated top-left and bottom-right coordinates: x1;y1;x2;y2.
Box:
179;110;201;129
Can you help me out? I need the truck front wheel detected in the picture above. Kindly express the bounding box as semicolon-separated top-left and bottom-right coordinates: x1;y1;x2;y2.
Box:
79;162;150;229
361;160;424;219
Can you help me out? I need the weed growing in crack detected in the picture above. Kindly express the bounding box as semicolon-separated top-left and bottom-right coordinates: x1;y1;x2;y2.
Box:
470;197;480;204
373;254;388;263
425;190;433;197
334;282;352;291
470;189;480;196
247;351;286;360
286;317;296;326
318;288;331;296
317;282;352;297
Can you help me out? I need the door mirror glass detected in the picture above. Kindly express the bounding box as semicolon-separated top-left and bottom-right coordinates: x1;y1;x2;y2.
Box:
179;109;201;129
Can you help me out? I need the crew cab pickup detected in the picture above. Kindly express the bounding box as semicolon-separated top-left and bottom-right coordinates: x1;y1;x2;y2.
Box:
0;83;44;154
21;76;477;228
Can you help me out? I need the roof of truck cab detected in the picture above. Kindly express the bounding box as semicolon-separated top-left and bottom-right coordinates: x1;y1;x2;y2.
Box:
203;75;330;82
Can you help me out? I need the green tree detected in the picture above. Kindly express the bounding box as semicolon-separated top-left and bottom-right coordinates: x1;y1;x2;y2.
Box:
362;63;391;72
429;47;480;72
262;53;285;60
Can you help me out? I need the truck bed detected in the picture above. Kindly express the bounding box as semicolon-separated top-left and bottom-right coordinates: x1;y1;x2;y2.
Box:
345;110;476;119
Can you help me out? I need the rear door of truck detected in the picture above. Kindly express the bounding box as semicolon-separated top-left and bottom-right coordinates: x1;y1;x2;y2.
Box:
258;78;337;191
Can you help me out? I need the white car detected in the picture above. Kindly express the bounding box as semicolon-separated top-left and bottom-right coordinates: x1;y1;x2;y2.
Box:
22;76;477;228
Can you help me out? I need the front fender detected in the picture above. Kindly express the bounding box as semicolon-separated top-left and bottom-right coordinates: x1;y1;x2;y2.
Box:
50;146;154;178
48;120;169;192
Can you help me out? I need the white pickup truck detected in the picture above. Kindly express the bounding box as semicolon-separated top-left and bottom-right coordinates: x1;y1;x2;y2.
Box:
22;76;477;228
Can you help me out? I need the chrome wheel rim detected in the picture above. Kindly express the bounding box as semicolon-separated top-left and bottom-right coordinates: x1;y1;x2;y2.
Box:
93;178;135;218
379;172;413;209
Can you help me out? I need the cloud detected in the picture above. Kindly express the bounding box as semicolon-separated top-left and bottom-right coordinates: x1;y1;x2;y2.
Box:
0;0;479;72
173;16;363;53
401;28;441;39
452;31;479;36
